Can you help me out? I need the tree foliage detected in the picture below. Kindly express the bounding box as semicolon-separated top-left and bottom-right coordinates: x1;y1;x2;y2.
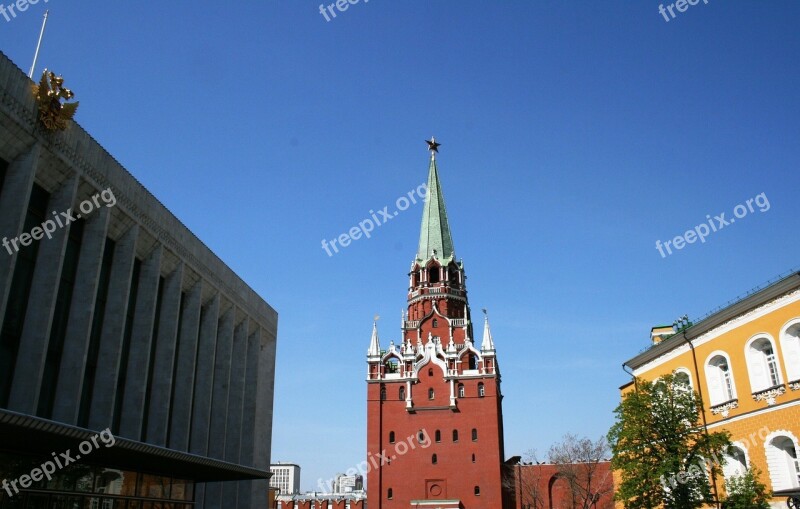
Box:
722;468;771;509
607;374;732;509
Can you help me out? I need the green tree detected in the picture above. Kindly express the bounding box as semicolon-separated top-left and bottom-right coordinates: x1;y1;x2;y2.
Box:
607;374;732;509
721;468;771;509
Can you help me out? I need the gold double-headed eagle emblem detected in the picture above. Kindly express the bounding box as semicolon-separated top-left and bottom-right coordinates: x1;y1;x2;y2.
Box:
31;70;79;131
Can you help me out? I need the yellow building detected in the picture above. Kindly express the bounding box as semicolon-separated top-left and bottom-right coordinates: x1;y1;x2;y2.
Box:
622;272;800;508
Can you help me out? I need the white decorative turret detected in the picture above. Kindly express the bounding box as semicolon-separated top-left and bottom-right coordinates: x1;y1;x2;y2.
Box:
481;309;495;352
367;320;381;359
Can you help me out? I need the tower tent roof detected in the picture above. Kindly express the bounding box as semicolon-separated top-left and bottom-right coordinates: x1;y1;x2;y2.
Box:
416;154;455;264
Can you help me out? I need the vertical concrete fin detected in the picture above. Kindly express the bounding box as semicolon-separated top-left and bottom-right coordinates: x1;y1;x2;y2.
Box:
9;175;79;414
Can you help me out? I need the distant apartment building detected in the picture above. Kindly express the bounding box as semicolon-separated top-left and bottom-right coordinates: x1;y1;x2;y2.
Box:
0;51;278;509
271;463;301;495
333;473;364;494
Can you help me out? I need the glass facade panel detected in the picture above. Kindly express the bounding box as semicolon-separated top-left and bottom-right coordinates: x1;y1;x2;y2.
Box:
94;468;137;497
138;473;169;499
0;453;194;507
169;479;193;501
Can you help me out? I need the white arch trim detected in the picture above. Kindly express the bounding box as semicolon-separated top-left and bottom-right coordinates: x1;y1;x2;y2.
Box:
674;367;694;388
744;333;783;393
763;430;800;491
722;441;750;481
704;350;738;406
780;318;800;383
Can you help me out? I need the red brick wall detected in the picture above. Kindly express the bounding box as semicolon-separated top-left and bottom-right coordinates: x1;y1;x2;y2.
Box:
509;462;615;509
367;361;506;508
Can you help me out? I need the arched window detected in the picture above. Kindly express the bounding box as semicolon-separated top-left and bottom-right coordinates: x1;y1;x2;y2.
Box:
429;266;440;284
453;430;459;442
478;383;485;397
706;354;736;405
780;322;800;383
722;445;748;481
432;319;438;328
435;430;441;442
389;431;395;444
428;368;434;377
468;354;478;370
674;369;692;389
472;428;478;441
380;386;387;401
388;488;393;499
766;435;800;490
432;454;438;465
428;388;435;400
385;358;399;374
458;383;465;398
449;265;460;285
474;486;481;496
746;337;782;392
471;453;476;463
399;386;405;400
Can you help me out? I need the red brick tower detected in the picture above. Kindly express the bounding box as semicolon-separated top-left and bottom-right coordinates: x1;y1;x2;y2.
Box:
366;139;507;508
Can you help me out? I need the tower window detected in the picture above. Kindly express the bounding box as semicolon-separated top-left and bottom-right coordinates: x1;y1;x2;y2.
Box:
432;454;438;465
429;266;440;284
428;368;433;377
453;429;459;442
458;383;465;398
385;358;399;374
472;428;478;441
388;488;393;499
380;386;386;400
399;386;405;400
472;453;476;463
389;431;395;443
428;388;435;400
433;319;438;327
435;430;441;442
478;383;485;397
474;486;481;496
469;354;478;370
449;265;460;285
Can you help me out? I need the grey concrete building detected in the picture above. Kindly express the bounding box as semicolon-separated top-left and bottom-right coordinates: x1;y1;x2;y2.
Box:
0;51;277;509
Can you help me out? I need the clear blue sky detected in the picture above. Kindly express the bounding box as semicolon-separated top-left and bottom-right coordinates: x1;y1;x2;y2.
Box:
3;0;799;492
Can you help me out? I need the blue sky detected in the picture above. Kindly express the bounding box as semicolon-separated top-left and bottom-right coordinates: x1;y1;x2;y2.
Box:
2;0;799;492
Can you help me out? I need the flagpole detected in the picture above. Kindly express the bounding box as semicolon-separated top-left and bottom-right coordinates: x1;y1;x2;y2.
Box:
28;10;49;79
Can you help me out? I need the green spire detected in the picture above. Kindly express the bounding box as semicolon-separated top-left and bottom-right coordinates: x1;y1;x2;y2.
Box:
417;154;455;263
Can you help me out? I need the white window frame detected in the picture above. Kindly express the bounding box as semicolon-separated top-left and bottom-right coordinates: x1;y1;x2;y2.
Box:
722;442;749;482
764;431;800;490
705;351;737;406
745;334;783;393
674;368;694;389
780;319;800;383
